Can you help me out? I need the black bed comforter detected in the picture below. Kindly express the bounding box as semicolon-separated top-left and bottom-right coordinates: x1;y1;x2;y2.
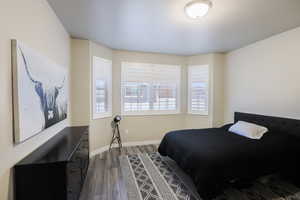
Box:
158;127;300;199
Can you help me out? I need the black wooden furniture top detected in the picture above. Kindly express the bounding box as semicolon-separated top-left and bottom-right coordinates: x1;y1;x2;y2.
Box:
16;126;88;166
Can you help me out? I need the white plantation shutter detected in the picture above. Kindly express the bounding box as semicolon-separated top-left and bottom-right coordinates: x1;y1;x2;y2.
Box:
92;56;112;119
188;65;209;115
121;62;181;115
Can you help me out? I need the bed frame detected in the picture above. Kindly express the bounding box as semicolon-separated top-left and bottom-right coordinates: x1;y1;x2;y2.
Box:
235;112;300;138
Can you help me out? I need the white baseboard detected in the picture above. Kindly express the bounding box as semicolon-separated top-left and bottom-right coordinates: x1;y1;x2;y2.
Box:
90;140;161;157
90;146;110;157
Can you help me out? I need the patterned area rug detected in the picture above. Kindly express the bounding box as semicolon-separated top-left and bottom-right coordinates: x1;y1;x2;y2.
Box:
119;152;202;200
120;153;300;200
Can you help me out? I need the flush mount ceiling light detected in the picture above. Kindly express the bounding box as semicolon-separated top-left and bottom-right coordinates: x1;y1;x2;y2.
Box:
185;0;212;19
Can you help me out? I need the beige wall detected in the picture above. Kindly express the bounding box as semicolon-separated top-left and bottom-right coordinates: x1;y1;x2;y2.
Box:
224;26;300;122
70;40;225;153
89;41;113;151
70;40;114;151
212;54;225;127
89;48;187;152
0;0;70;200
185;53;225;129
70;39;90;126
112;50;187;146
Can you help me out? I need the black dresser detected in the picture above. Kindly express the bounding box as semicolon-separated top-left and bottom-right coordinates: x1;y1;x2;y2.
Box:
14;126;89;200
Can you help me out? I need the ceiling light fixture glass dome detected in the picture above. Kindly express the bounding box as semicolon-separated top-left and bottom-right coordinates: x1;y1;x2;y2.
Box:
185;0;212;19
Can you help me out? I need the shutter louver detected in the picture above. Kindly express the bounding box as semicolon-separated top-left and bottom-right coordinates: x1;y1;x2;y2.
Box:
188;65;209;115
121;62;181;115
92;57;112;119
95;80;107;113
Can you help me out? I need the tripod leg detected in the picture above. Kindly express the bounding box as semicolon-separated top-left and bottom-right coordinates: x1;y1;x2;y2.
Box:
116;124;122;150
109;127;116;151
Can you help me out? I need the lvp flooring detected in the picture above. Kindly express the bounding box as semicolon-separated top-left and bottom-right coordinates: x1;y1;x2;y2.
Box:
80;145;300;200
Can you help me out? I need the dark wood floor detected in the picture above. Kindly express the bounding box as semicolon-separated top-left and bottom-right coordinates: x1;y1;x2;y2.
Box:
80;145;158;200
80;145;300;200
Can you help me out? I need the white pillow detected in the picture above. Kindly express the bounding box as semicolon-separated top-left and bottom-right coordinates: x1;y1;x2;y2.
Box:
229;121;268;139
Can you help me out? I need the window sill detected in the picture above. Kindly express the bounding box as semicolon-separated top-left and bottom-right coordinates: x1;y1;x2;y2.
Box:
187;112;209;116
121;111;181;117
92;112;112;120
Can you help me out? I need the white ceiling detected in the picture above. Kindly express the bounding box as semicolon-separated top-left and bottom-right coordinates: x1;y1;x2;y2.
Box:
47;0;300;55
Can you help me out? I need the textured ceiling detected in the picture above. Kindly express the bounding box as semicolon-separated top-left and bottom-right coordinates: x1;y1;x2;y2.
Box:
47;0;300;55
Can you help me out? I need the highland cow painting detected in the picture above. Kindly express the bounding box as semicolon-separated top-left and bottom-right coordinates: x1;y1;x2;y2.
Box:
12;40;68;143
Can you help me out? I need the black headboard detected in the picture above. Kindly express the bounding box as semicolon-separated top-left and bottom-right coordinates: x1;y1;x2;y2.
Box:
234;112;300;137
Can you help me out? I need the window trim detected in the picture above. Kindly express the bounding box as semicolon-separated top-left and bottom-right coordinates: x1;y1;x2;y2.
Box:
92;56;112;119
121;62;181;116
188;65;210;116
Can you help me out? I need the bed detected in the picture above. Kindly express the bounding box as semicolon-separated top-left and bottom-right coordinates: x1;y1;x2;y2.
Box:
158;112;300;199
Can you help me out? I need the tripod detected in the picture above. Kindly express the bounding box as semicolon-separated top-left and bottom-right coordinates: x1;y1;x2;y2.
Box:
109;121;122;151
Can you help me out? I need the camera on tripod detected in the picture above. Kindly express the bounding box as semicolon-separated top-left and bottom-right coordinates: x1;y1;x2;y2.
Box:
109;115;122;151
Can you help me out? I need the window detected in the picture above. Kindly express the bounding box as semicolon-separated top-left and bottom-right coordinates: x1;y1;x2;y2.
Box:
121;62;181;115
92;56;112;119
188;65;209;115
